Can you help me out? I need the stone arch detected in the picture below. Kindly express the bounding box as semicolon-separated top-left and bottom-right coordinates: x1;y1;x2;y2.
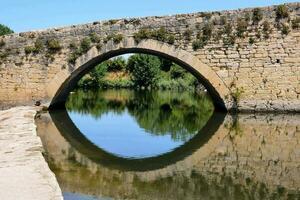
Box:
47;38;232;111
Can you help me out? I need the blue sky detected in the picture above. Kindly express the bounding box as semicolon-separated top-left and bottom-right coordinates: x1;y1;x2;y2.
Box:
0;0;296;32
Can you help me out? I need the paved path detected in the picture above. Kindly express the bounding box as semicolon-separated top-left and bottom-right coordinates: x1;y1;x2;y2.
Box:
0;107;63;200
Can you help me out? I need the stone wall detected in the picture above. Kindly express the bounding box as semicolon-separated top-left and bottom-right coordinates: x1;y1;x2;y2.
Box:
0;3;299;112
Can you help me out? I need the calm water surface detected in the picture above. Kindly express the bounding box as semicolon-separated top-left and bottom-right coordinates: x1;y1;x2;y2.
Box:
36;89;300;200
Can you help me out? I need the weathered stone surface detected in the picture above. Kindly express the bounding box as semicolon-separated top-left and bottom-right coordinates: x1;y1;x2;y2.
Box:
0;107;62;200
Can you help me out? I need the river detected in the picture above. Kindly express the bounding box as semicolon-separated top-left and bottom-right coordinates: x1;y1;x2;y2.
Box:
35;89;300;200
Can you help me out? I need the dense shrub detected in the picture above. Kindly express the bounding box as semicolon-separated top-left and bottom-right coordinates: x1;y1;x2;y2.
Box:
160;58;172;72
252;8;263;24
281;24;290;35
133;29;152;43
192;39;207;50
46;39;61;53
89;33;101;43
262;21;271;39
170;64;186;79
112;34;123;44
34;39;44;52
106;57;126;72
24;39;44;54
276;5;289;20
223;35;236;46
133;27;175;44
127;54;160;87
80;37;92;53
236;18;248;38
223;23;233;35
249;37;255;45
202;22;213;40
0;24;14;36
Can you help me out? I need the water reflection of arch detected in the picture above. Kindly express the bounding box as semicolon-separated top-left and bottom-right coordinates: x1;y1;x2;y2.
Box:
49;109;225;171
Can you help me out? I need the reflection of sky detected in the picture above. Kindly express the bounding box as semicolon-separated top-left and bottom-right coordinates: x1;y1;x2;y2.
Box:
64;192;112;200
68;110;183;158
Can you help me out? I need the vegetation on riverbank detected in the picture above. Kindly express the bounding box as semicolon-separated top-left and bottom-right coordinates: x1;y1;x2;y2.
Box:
66;89;214;141
0;24;14;36
78;54;203;91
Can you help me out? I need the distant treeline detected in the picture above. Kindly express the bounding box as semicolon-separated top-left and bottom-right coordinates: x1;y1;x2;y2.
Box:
78;54;203;91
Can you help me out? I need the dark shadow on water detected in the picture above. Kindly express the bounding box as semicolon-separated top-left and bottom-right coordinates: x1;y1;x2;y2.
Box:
49;108;226;171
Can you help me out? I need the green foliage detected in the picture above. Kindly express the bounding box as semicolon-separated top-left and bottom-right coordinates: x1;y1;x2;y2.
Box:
80;37;92;53
236;18;248;38
281;24;290;35
159;58;172;72
24;39;44;55
133;27;175;44
202;22;213;40
170;64;186;79
106;57;126;72
103;19;119;26
249;37;255;45
89;32;101;43
34;39;44;52
152;27;169;42
90;62;108;82
133;29;152;43
291;17;300;29
103;33;123;44
68;52;79;64
113;34;123;44
127;54;161;87
252;8;263;24
0;24;14;36
276;5;289;20
262;21;271;39
76;53;202;91
68;37;97;64
192;23;214;51
46;39;61;53
223;35;236;46
66;89;214;141
24;46;36;55
223;23;233;35
100;79;134;89
167;35;175;44
231;87;244;104
192;39;206;50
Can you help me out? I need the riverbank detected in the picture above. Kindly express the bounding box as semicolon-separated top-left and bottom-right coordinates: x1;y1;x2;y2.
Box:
0;107;62;200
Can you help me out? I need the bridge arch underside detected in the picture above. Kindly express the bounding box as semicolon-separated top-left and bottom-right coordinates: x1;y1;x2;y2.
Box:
48;40;231;111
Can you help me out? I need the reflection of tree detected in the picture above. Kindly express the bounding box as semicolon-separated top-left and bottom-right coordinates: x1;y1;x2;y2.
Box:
66;89;214;142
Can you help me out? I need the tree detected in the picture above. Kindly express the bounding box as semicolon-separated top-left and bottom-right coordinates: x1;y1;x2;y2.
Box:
127;54;160;87
106;57;126;72
0;24;14;36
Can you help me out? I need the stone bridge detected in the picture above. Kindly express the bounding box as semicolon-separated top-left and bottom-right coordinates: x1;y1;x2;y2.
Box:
0;3;299;112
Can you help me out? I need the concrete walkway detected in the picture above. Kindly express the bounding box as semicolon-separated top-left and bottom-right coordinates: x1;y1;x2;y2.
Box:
0;107;63;200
